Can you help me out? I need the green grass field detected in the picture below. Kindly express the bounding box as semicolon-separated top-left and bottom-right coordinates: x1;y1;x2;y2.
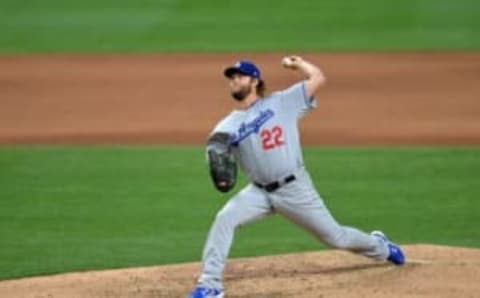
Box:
0;0;479;53
0;147;478;280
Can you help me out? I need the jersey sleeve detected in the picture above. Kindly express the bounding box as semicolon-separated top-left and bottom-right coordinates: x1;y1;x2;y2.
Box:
211;118;230;136
210;113;238;144
279;81;317;118
207;116;233;160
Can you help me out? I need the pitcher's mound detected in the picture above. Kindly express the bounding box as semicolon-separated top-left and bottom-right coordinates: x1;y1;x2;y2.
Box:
1;244;479;297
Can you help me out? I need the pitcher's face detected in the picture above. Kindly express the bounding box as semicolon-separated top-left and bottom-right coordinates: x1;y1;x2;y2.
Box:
228;73;256;101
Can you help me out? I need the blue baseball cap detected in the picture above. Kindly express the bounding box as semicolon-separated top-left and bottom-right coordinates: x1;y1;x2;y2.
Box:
224;60;261;79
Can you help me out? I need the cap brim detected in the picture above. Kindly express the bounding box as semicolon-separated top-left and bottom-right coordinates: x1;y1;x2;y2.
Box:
224;67;248;78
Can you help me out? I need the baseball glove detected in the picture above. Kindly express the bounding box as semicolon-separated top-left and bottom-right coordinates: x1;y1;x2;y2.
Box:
206;132;237;193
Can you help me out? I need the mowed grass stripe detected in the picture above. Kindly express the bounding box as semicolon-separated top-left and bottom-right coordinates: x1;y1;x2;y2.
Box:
0;0;479;52
0;147;478;280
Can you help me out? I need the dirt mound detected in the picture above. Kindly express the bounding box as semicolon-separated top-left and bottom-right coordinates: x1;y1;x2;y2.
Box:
0;245;478;297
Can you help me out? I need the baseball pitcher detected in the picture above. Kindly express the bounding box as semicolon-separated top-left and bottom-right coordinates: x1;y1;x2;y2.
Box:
189;56;405;298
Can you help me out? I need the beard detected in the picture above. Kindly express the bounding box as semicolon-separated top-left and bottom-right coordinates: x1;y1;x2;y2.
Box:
231;85;252;101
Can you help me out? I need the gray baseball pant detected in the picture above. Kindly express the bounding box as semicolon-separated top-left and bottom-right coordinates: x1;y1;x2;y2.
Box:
198;167;389;289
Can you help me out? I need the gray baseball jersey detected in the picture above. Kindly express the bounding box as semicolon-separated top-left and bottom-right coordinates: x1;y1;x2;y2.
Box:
212;82;316;184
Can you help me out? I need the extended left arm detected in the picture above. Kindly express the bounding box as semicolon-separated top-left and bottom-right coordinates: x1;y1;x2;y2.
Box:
282;56;326;98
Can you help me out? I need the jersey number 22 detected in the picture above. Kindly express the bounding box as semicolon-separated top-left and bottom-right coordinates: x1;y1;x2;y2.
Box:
261;126;284;150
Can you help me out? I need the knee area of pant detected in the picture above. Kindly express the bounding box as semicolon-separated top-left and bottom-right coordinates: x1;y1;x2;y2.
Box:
214;208;237;227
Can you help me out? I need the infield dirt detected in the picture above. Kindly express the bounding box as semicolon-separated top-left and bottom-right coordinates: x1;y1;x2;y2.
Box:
1;53;479;145
0;245;479;297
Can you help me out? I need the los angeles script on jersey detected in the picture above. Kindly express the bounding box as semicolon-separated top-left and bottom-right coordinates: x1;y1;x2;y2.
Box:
229;109;274;146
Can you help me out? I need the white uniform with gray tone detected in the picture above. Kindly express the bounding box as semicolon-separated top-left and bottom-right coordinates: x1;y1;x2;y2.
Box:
199;82;389;289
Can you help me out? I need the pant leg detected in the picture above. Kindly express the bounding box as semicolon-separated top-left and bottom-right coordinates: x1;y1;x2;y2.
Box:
199;184;272;289
270;169;389;260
